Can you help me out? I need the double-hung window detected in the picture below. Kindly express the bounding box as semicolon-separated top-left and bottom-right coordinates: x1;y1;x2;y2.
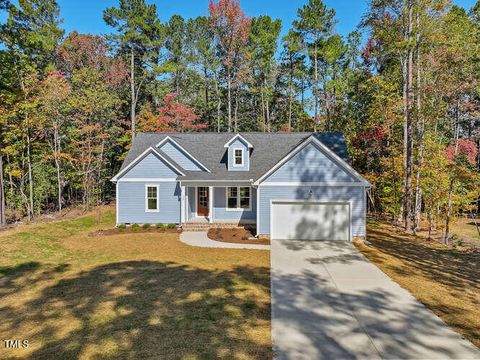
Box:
226;186;251;210
233;148;243;166
145;185;159;212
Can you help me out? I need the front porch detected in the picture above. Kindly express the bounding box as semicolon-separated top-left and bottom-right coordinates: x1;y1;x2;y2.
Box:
179;184;257;228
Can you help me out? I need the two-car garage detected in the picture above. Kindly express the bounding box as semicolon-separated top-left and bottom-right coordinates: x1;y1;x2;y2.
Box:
270;201;351;241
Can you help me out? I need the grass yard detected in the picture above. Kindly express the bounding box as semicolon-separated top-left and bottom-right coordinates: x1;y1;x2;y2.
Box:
0;207;271;359
450;217;480;249
356;220;480;349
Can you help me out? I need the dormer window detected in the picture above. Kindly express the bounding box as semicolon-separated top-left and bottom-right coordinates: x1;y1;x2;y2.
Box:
224;134;253;171
234;148;243;166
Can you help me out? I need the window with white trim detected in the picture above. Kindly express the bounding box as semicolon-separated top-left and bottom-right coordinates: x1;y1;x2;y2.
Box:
234;148;243;166
146;185;158;211
226;186;250;210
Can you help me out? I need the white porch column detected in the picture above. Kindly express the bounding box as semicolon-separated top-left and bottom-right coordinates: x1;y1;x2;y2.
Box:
180;186;186;223
185;187;189;222
209;186;213;223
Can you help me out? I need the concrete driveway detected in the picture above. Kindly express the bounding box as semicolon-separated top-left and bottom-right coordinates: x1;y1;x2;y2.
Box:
271;240;480;360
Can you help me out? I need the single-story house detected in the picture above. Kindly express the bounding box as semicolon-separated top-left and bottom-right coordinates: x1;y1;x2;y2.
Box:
111;132;371;241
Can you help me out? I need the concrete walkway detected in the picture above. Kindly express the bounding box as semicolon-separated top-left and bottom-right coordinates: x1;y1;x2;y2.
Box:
271;240;480;360
180;231;270;250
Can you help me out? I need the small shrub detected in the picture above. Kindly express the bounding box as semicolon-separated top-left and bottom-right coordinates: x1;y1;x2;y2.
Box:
243;301;257;311
155;223;164;229
142;223;151;229
131;223;140;231
167;223;176;229
117;224;126;231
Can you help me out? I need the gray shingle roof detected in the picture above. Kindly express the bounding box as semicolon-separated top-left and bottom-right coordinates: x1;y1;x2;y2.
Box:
119;132;350;182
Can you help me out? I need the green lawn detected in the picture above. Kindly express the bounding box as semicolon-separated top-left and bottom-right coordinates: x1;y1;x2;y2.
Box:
0;207;271;359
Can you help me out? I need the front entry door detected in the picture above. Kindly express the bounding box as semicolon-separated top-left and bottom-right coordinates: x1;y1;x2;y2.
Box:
197;187;209;216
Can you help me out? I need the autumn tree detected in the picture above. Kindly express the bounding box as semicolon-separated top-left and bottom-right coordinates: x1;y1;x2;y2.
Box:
139;93;207;133
55;31;128;210
104;0;162;138
1;0;63;219
249;16;281;131
186;16;219;129
36;71;71;212
293;0;335;131
280;30;306;131
209;0;250;132
163;15;187;99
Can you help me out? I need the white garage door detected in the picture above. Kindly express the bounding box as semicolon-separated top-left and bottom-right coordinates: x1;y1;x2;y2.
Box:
271;201;350;241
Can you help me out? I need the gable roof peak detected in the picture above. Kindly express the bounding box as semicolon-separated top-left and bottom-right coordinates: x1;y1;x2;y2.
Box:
111;146;186;182
223;133;254;148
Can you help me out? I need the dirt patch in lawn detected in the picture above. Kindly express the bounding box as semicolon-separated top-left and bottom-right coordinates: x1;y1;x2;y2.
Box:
208;228;270;245
357;220;480;349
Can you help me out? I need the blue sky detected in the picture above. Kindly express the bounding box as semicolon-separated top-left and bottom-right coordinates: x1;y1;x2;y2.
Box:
1;0;477;39
58;0;477;39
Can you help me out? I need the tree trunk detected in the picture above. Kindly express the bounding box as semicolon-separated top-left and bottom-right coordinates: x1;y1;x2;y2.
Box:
288;55;293;131
400;52;407;224
0;153;5;226
26;131;34;220
428;208;433;239
314;40;318;132
260;86;266;131
301;76;305;109
176;69;180;99
234;92;239;132
323;81;330;131
392;148;398;224
227;67;232;132
204;66;209;125
413;19;423;235
443;105;460;244
332;71;337;129
54;123;63;212
265;78;271;132
214;75;221;132
444;179;454;244
18;75;34;220
404;0;414;233
130;47;136;139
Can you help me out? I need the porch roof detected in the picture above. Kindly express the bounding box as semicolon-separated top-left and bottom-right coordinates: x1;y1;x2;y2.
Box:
179;179;253;187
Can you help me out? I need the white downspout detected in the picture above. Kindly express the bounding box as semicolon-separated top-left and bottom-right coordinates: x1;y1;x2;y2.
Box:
181;185;185;224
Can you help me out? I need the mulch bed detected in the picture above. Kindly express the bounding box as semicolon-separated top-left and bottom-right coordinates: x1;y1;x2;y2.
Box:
89;227;180;237
207;228;270;245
